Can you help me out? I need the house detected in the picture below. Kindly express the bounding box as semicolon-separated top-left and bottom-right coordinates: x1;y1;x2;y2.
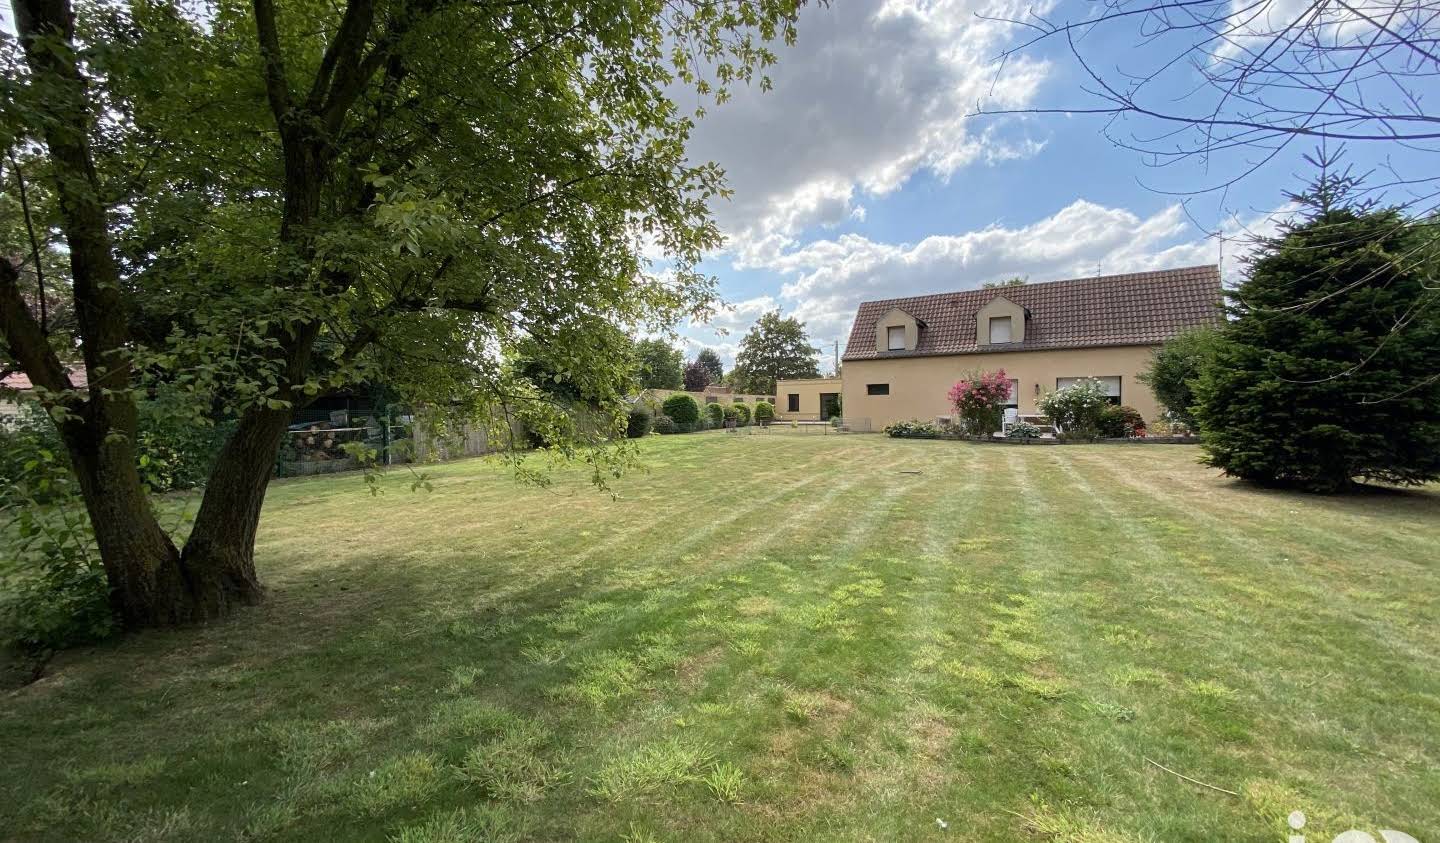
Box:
1;368;88;419
838;265;1222;430
773;377;843;421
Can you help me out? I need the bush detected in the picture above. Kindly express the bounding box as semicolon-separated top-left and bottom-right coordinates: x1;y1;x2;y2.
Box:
652;413;677;434
1097;405;1145;438
722;404;739;422
883;419;939;437
947;369;1011;436
1005;421;1042;439
661;394;700;428
753;401;774;424
0;440;113;653
731;403;751;426
1038;379;1110;437
1138;328;1218;428
625;406;652;438
704;402;725;427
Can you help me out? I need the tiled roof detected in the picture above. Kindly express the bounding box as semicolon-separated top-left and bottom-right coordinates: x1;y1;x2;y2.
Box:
1;367;88;391
842;265;1222;361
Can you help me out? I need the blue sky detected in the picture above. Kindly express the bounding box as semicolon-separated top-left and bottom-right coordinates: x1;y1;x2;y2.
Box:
671;0;1428;370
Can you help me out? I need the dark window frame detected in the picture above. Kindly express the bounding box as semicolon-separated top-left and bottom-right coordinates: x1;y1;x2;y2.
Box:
787;393;800;412
867;383;890;396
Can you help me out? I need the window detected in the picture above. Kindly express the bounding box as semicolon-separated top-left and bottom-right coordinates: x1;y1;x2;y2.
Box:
988;316;1012;344
733;396;745;402
867;383;890;396
787;393;800;412
1004;379;1019;408
1056;376;1122;405
886;325;906;351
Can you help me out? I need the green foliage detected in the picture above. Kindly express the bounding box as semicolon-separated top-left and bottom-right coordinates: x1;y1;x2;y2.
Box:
651;414;678;435
731;312;820;395
695;349;724;384
1005;420;1043;439
635;340;684;390
661;394;700;428
0;435;112;653
883;419;940;437
731;403;751;426
1097;405;1145;438
704;402;725;427
1139;329;1218;427
626;406;653;439
982;276;1028;288
722;404;739;422
1038;379;1110;437
1194;188;1440;491
753;401;774;423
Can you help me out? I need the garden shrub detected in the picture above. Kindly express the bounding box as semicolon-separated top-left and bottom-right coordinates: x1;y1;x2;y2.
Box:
1038;378;1109;437
1138;328;1217;428
1098;405;1145;438
0;440;113;653
883;419;939;437
625;406;652;438
722;404;739;423
704;402;725;427
947;369;1010;436
652;413;678;434
753;401;774;424
661;394;700;430
1005;420;1042;440
732;403;751;426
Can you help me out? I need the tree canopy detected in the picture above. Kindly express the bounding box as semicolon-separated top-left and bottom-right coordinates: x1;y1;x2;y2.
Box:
0;0;805;628
682;359;711;391
1194;169;1440;492
695;348;724;383
634;339;683;390
731;312;819;396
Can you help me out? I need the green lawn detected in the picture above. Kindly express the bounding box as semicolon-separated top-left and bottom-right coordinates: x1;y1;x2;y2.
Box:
3;433;1438;842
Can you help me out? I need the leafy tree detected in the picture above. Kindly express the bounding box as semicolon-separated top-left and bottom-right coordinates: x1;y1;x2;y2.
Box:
682;359;711;392
1194;173;1440;492
695;348;724;383
634;339;683;390
731;312;818;396
0;0;803;628
982;276;1027;289
1139;328;1218;428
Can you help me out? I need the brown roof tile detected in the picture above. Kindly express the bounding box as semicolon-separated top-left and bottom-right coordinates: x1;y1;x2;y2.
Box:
842;265;1222;361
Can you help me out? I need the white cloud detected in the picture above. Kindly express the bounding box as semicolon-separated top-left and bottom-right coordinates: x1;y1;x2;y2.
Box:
687;199;1280;356
689;0;1054;266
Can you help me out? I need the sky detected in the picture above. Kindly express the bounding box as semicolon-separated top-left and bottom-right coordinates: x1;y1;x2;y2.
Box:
668;0;1427;371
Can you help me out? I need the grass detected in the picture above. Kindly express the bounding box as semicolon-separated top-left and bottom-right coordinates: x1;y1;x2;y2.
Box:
2;432;1438;841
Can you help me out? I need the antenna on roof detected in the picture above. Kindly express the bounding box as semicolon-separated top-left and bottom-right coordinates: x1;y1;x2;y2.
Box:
1095;261;1102;278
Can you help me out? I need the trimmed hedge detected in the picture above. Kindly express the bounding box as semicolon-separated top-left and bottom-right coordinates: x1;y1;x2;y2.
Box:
626;406;653;438
753;401;774;424
652;413;677;434
705;402;725;427
661;394;700;427
732;403;751;426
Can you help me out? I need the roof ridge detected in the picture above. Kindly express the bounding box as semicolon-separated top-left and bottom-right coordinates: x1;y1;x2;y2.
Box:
854;264;1219;309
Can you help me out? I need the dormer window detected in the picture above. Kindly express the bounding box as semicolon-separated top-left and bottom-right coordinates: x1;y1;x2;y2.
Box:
887;326;906;351
988;316;1012;344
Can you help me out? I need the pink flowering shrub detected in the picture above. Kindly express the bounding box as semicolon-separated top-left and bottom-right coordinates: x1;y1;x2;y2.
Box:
947;369;1011;436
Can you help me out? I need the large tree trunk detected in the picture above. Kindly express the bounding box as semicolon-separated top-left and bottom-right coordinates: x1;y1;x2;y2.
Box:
177;407;291;613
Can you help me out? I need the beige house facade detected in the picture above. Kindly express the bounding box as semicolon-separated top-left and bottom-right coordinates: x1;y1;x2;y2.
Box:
773;377;843;421
838;266;1223;431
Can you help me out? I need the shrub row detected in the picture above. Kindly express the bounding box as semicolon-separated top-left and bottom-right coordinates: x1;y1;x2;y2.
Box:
629;395;776;436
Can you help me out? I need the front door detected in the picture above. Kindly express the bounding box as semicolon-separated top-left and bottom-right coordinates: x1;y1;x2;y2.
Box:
819;393;840;421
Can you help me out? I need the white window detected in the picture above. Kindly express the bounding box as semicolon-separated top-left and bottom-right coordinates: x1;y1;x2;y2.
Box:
1056;376;1122;404
988;316;1012;344
887;325;906;351
1005;379;1019;408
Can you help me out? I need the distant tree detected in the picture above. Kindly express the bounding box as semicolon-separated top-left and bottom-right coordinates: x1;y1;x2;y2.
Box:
1139;328;1219;428
1194;169;1440;492
731;312;819;395
695;348;725;383
682;360;711;392
635;339;683;390
982;276;1027;289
